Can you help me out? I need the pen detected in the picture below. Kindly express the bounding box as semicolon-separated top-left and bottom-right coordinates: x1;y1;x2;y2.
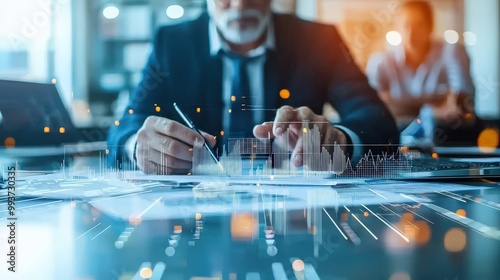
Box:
173;103;229;176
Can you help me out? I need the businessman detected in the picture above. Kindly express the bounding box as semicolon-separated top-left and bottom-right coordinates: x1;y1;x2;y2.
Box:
107;0;399;174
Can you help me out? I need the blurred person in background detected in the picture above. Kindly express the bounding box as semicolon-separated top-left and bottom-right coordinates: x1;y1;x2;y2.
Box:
366;0;478;139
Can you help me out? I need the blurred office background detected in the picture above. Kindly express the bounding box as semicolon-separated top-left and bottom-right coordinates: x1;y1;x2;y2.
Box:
0;0;498;130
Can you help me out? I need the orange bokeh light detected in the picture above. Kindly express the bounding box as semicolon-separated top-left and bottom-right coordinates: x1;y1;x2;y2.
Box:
4;137;15;148
444;228;467;252
230;213;258;241
456;209;467;217
292;259;305;272
139;267;153;279
279;89;291;100
477;128;500;153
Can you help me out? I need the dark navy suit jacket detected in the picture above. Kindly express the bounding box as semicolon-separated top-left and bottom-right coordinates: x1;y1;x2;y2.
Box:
107;13;399;166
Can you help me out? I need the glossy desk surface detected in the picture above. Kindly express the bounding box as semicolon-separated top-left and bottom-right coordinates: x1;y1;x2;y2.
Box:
1;169;500;280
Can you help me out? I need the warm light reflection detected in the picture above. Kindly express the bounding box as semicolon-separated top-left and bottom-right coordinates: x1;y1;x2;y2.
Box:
128;215;142;226
196;107;201;113
432;152;439;159
139;267;153;279
401;213;414;223
156;106;161;112
477;128;499;153
51;78;57;84
231;95;236;102
59;127;66;134
414;221;431;245
174;225;182;234
364;212;369;217
386;31;402;46
230;213;258;240
44;126;50;133
128;109;134;114
456;209;466;217
292;259;305;272
105;149;109;155
114;120;120;126
341;213;349;221
279;89;291;100
195;213;202;220
4;137;16;148
444;228;467;252
220;131;225;136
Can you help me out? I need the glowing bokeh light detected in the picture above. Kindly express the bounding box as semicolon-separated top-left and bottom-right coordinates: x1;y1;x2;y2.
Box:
444;228;467;252
174;225;182;234
114;120;120;126
129;109;134;114
477;128;499;153
165;246;176;257
414;221;431;245
59;127;66;134
128;215;142;226
230;213;258;240
139;267;153;279
279;89;291;100
103;5;120;19
292;259;305;272
386;31;402;46
44;126;50;133
195;213;202;220
166;5;184;19
444;30;459;44
155;106;161;112
456;209;466;217
463;31;477;46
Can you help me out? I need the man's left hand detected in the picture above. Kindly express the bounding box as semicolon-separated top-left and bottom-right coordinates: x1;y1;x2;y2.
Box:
253;106;347;167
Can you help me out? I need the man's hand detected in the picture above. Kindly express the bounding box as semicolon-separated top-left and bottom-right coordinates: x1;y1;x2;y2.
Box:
135;116;216;174
253;106;347;167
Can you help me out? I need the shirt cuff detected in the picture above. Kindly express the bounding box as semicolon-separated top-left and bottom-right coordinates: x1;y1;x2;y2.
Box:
124;133;138;162
334;125;363;161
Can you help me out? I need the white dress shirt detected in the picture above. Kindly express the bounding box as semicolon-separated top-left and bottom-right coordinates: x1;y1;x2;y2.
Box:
366;42;475;98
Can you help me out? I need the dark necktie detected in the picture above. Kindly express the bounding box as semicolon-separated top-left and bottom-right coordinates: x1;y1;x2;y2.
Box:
227;53;254;139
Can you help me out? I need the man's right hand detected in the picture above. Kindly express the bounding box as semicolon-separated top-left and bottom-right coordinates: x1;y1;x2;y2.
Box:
135;116;216;174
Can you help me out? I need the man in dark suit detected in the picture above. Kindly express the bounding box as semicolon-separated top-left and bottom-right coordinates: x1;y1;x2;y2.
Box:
107;0;399;174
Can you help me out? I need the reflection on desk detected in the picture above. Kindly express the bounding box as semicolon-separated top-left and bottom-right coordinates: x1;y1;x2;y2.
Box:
0;177;499;280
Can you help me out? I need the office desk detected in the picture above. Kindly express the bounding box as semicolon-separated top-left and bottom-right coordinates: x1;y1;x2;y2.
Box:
1;173;499;280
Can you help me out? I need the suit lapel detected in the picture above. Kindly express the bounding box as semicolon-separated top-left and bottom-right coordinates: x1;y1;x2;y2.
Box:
193;14;224;135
